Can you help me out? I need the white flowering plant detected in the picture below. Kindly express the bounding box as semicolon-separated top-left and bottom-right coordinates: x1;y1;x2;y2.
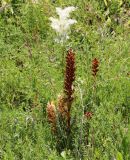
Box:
49;6;77;44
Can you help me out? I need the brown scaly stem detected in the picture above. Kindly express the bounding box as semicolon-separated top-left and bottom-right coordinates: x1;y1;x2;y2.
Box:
64;49;75;102
57;49;75;131
92;58;99;103
47;49;75;137
92;58;99;77
64;48;75;130
91;58;99;155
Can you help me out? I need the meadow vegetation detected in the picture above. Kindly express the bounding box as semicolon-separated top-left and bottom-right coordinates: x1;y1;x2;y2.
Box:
0;0;130;159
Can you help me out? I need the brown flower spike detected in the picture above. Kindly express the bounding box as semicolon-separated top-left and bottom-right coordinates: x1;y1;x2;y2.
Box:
63;48;75;130
64;48;75;103
46;101;56;132
92;58;99;77
47;49;76;133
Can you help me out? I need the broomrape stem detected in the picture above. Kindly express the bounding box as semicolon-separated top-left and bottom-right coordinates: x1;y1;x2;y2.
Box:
92;58;99;104
91;58;99;154
64;48;75;128
46;48;76;152
58;48;76;132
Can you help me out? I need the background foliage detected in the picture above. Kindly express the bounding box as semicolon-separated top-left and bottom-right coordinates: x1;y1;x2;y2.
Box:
0;0;130;159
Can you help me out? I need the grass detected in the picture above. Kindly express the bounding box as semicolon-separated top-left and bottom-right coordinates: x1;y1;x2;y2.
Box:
0;0;130;159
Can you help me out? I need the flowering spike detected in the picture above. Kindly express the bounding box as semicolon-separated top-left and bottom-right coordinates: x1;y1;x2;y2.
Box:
92;58;99;77
64;49;75;103
46;101;56;132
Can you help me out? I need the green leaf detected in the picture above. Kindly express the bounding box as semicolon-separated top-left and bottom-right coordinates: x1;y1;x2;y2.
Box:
104;0;108;6
116;152;123;160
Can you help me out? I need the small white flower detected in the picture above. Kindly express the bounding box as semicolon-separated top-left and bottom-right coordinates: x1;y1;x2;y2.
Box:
49;6;77;43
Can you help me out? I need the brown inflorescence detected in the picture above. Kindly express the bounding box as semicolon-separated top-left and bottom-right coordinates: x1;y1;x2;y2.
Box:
55;49;76;131
92;58;99;77
64;48;75;103
47;49;76;133
46;101;56;132
63;49;75;130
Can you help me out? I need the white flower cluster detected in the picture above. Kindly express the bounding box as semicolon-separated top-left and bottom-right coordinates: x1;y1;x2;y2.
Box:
49;6;77;43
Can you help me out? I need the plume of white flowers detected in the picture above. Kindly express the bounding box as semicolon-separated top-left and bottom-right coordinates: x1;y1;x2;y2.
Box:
49;6;77;43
